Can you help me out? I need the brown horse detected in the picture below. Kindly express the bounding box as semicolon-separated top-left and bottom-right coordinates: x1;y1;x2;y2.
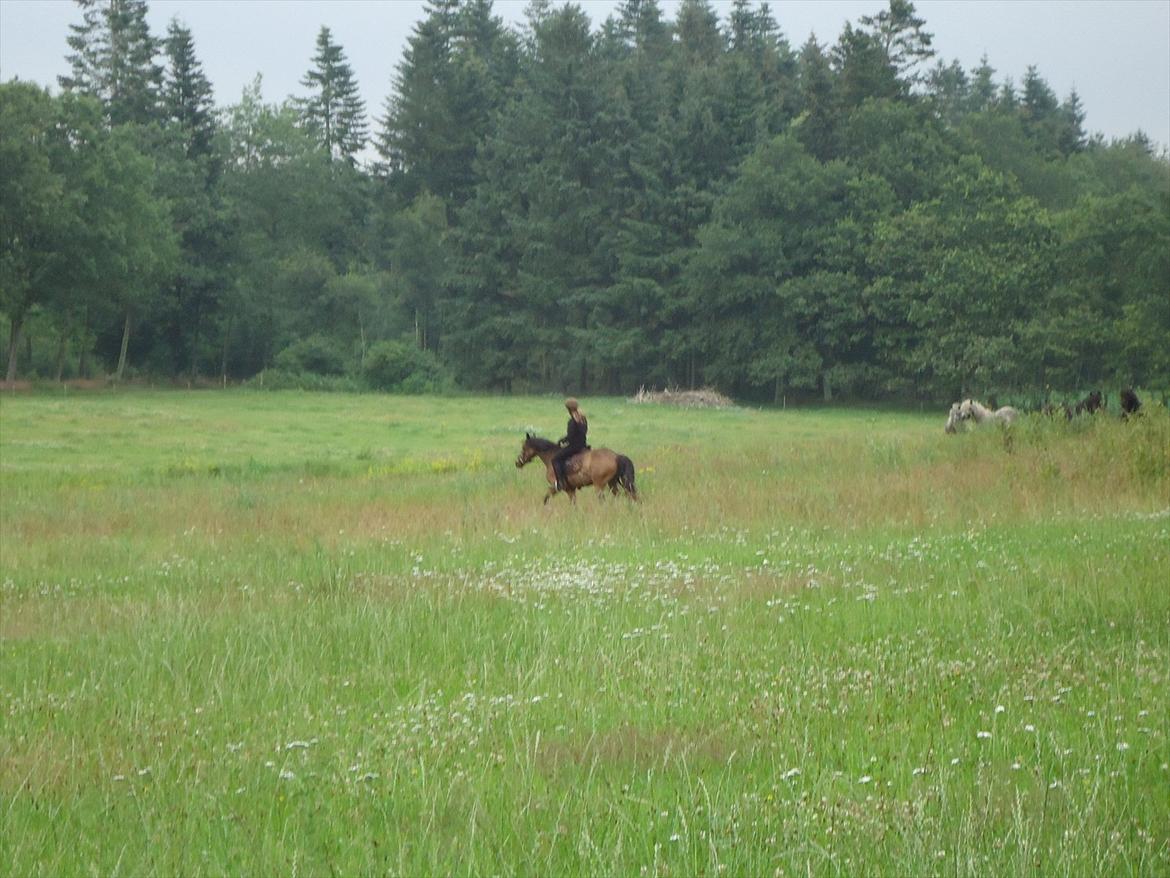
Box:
515;434;638;504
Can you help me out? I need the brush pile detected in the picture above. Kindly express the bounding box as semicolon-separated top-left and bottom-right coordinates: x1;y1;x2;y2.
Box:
630;386;735;408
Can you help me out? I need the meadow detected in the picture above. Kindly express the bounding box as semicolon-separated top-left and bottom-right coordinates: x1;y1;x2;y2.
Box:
1;389;1167;876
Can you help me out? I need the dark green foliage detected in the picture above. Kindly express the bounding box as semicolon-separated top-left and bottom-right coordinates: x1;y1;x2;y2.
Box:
363;339;452;393
274;335;349;376
298;26;368;164
2;0;1167;401
59;0;163;127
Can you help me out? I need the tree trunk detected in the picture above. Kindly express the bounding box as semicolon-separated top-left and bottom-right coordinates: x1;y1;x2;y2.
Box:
220;314;233;380
5;313;24;382
189;304;202;379
822;370;832;403
774;376;782;405
78;307;90;378
115;309;131;382
55;317;71;382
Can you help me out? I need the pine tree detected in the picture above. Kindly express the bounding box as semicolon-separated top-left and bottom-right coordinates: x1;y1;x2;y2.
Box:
299;26;368;164
163;19;215;160
858;0;934;82
795;34;838;161
1058;88;1087;156
969;54;997;112
59;0;163;126
377;0;517;209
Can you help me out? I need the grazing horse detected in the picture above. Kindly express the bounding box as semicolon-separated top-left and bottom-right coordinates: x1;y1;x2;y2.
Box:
959;398;1019;426
1041;401;1073;420
516;434;638;504
1075;390;1104;415
946;398;1019;433
1120;387;1142;419
944;402;965;434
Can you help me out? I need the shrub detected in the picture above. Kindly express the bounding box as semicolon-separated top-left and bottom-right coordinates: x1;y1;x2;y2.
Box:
273;336;349;376
363;340;453;394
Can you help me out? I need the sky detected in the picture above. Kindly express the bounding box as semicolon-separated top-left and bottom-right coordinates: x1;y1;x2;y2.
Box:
1;0;1168;149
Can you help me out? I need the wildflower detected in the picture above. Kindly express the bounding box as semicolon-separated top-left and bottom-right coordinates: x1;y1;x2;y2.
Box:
782;768;801;780
1024;724;1036;733
995;705;1005;714
977;730;992;739
859;775;872;784
280;769;296;780
1117;742;1130;752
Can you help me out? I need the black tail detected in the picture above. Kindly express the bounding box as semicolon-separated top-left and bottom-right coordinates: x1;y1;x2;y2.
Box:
613;454;638;500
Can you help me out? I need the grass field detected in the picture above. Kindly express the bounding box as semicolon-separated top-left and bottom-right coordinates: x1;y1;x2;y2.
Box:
1;389;1168;876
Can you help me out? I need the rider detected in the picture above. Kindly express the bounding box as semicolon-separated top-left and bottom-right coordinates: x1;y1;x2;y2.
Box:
552;398;588;492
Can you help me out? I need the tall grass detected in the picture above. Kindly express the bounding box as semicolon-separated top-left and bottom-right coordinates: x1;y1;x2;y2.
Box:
2;391;1167;875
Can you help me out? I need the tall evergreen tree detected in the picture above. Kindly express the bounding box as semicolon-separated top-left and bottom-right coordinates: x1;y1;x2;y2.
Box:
969;54;998;112
377;0;518;210
858;0;934;83
795;34;838;161
162;19;215;161
59;0;163;127
299;26;368;164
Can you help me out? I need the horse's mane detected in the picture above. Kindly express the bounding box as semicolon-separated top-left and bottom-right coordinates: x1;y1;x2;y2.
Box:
525;435;559;453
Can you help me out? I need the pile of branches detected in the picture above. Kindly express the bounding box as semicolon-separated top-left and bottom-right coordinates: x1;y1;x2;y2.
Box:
630;386;735;409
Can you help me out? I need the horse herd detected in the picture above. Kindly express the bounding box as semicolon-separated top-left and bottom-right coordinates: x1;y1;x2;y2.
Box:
945;388;1143;434
514;388;1147;503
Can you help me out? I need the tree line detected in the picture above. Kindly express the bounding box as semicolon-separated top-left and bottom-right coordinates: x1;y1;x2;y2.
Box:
2;0;1167;401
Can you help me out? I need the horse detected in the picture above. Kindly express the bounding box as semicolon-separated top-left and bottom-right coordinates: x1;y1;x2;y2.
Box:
1075;390;1104;415
515;434;638;504
958;398;1019;426
1041;401;1073;421
944;402;964;434
946;398;1018;433
1120;387;1142;419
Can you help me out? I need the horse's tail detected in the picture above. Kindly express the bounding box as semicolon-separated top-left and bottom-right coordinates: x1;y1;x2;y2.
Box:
613;454;638;500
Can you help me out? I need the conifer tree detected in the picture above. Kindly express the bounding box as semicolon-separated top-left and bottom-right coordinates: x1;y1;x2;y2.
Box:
377;0;517;209
59;0;163;127
163;20;215;160
299;26;368;164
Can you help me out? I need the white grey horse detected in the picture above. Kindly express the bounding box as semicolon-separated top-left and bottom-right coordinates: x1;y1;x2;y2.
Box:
946;398;1019;433
944;402;965;434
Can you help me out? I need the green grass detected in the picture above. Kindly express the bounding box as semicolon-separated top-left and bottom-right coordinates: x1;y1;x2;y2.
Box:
2;390;1168;876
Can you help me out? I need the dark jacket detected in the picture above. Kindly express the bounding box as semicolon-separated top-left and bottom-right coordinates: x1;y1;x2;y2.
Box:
560;415;588;450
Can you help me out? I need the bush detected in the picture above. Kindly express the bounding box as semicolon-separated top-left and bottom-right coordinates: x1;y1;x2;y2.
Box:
273;336;349;376
363;340;453;394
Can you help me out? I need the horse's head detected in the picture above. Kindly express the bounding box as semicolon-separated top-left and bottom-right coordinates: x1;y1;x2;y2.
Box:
516;433;537;468
957;399;975;419
945;402;963;434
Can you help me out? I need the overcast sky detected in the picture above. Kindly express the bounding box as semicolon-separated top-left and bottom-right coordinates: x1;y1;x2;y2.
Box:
2;0;1167;149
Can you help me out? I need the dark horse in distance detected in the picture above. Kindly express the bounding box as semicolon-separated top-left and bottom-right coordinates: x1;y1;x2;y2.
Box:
516;434;638;504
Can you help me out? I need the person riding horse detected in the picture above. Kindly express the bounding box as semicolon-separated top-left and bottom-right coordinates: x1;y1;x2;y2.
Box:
552;398;588;492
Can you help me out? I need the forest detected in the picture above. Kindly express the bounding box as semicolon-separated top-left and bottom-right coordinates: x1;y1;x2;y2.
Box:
1;0;1167;401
